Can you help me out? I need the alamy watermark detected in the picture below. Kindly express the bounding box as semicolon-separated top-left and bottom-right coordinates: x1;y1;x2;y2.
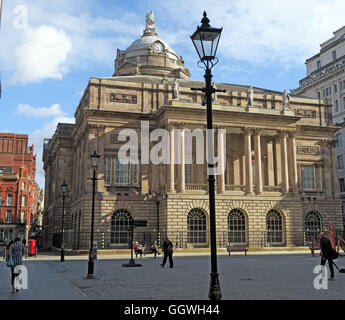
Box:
13;5;28;30
13;265;28;290
313;265;328;290
116;121;226;175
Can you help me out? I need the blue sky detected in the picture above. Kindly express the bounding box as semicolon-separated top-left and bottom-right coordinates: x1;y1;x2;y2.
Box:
1;0;345;188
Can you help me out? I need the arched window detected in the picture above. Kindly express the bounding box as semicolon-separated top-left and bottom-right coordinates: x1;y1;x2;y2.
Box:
111;209;133;246
228;209;246;244
187;209;207;244
266;210;283;244
305;211;322;243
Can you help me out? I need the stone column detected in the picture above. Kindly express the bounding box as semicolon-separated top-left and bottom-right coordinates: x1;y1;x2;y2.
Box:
288;132;298;193
274;136;282;187
322;140;333;199
168;125;175;192
179;128;185;192
218;128;226;193
243;128;253;194
280;131;289;193
267;139;275;186
330;140;340;198
254;129;263;194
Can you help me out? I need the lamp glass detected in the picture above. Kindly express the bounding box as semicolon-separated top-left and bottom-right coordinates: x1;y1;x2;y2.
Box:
191;26;222;61
61;182;68;194
90;151;101;168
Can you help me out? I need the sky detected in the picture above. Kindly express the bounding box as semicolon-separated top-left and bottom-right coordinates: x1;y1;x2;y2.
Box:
1;0;345;189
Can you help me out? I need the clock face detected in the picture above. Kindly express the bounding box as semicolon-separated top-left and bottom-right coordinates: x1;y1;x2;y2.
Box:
153;42;163;53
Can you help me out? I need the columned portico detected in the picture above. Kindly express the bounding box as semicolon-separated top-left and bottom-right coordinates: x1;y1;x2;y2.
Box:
179;127;185;192
168;125;175;192
280;131;289;194
244;128;254;194
254;129;263;194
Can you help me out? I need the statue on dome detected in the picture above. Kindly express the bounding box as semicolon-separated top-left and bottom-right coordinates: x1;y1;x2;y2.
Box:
143;11;158;36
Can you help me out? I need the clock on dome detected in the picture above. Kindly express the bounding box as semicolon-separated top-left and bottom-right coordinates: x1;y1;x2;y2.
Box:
152;41;164;53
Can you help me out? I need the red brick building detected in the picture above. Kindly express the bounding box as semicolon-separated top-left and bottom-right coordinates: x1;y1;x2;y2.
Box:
0;133;38;243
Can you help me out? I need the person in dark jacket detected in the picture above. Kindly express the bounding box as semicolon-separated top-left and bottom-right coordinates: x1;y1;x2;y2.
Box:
319;232;335;280
161;238;173;268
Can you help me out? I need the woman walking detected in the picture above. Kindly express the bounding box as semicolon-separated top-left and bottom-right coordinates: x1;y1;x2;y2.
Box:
8;238;24;292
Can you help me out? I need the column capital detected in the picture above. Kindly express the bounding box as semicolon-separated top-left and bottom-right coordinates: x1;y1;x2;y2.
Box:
242;127;254;135
288;131;297;139
253;128;263;136
167;123;175;131
278;130;289;138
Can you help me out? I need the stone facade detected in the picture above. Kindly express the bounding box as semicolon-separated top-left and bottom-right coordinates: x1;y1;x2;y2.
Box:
292;26;345;225
42;13;343;250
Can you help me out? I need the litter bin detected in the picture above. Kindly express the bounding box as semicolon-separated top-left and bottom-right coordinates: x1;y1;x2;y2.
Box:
28;239;37;257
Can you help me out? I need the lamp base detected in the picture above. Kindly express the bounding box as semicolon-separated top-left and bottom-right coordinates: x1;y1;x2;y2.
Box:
123;259;142;268
208;273;222;301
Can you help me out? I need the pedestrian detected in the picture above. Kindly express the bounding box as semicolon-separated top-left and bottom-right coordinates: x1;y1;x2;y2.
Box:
150;240;161;258
161;238;173;268
7;238;24;292
319;232;338;281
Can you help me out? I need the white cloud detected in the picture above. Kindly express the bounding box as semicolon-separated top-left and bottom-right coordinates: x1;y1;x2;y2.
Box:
16;103;65;118
156;0;345;67
11;25;72;84
30;116;75;188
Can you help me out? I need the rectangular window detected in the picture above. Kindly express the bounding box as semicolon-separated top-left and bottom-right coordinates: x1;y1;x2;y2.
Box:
105;156;111;184
317;60;321;69
20;211;25;223
302;165;315;190
6;211;11;223
7;195;13;206
337;132;342;147
114;157;130;185
22;195;26;206
335;84;338;92
133;164;139;185
338;155;344;169
336;100;339;113
185;164;192;184
333;51;337;61
340;178;345;193
326;88;329;96
317;92;321;99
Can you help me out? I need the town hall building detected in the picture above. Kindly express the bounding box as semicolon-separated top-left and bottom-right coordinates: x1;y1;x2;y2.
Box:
42;12;343;250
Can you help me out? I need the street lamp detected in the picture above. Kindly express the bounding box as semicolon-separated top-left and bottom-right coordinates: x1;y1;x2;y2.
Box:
190;11;223;301
87;150;101;279
60;181;68;262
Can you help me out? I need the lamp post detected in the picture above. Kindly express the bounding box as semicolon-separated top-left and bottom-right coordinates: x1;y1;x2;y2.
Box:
60;181;67;262
190;11;223;301
87;150;101;279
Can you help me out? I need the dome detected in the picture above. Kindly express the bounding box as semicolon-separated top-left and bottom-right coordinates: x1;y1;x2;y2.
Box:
113;11;191;79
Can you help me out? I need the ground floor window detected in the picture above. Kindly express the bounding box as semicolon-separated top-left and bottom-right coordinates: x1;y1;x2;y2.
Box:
110;209;133;245
187;209;207;244
266;210;283;244
228;209;246;244
304;211;322;243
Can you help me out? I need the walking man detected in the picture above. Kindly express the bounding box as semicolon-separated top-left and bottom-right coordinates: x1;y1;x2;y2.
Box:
319;232;337;281
161;238;173;268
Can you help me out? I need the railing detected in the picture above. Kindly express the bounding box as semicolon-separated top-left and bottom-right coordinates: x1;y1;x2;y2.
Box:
225;185;245;192
185;184;208;192
263;186;281;193
52;229;345;251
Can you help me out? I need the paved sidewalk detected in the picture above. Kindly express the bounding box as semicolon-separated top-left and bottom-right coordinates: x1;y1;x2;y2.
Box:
0;260;85;300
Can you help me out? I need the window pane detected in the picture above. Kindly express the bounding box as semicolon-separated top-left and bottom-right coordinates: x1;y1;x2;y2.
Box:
106;157;111;184
115;158;130;185
303;165;315;190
